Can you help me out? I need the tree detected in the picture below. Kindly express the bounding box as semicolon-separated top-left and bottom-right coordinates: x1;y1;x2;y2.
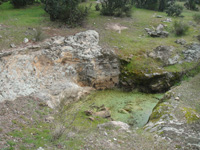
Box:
166;4;183;16
184;0;198;11
11;0;35;8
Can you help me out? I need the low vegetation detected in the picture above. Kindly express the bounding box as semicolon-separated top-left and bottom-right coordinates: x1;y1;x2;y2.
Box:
173;20;189;36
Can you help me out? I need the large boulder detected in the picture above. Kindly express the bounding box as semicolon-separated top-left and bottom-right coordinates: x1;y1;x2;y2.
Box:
0;30;119;107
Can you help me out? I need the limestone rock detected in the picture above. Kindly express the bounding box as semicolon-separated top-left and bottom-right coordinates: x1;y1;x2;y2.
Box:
162;18;172;23
145;24;169;38
23;38;29;43
175;39;186;45
0;30;119;108
98;121;130;131
0;35;2;39
182;43;200;62
148;46;179;65
10;43;16;48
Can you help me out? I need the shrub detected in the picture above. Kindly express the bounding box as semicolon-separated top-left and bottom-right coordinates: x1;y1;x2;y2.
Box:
184;0;198;11
166;4;183;16
173;20;189;36
44;0;90;27
100;0;132;17
134;0;175;11
95;3;100;11
33;27;46;42
193;13;200;24
11;0;35;8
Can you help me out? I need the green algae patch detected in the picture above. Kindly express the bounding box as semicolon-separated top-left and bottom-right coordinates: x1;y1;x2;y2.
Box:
181;107;200;124
76;89;162;127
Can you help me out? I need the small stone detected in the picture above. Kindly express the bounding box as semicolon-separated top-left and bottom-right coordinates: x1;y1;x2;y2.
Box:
104;131;108;136
89;116;95;121
37;147;44;150
45;116;54;123
156;15;163;18
10;43;16;48
175;39;186;45
23;38;29;43
0;35;2;39
175;97;180;101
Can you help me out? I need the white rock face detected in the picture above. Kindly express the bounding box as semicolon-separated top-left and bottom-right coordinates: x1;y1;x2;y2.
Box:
0;30;119;107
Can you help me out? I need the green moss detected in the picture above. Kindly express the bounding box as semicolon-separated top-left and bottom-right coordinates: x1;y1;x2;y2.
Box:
182;107;200;124
149;103;172;122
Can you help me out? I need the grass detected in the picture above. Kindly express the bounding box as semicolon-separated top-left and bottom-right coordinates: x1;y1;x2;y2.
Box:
0;1;199;73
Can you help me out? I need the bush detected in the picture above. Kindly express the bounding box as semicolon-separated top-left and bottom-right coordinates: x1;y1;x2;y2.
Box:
100;0;132;17
173;20;189;36
33;27;46;42
184;0;198;11
166;4;183;16
134;0;175;11
193;13;200;24
44;0;90;27
11;0;35;8
95;3;100;11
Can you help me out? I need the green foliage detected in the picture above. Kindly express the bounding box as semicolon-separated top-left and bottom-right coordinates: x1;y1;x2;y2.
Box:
193;13;200;24
145;0;159;10
133;0;175;11
11;0;35;8
173;20;189;36
100;0;133;17
184;0;198;11
44;0;90;27
95;3;100;11
166;4;183;16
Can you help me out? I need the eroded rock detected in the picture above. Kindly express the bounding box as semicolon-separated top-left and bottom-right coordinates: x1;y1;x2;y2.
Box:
148;46;179;66
182;43;200;62
0;30;120;107
145;24;169;38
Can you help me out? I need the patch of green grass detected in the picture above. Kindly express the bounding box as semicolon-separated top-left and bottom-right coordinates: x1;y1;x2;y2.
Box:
0;2;49;49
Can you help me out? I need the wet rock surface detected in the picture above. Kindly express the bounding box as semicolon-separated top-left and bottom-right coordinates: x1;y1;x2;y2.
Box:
0;30;119;107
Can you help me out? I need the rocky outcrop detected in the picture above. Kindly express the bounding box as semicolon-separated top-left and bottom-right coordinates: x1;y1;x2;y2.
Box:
145;24;169;38
145;73;200;149
0;30;119;107
120;66;183;93
183;43;200;62
148;46;180;66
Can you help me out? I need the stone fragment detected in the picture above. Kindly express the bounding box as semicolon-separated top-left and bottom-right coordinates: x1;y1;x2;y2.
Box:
175;39;186;45
98;121;130;131
23;38;29;43
145;24;169;38
10;43;16;48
